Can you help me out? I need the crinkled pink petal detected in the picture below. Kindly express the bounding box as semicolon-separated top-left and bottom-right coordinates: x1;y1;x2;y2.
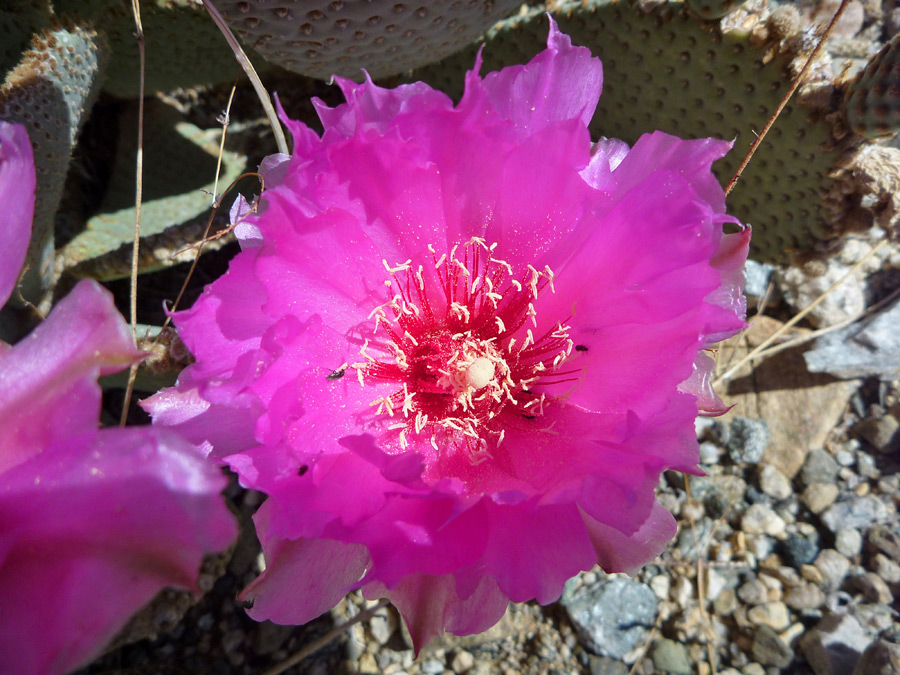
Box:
678;352;734;416
581;500;677;575
364;573;509;655
459;17;602;140
240;536;370;625
0;122;35;307
0;424;235;675
0;281;143;473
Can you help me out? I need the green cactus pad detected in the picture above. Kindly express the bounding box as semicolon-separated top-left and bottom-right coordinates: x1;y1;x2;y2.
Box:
55;0;244;97
844;33;900;138
58;99;247;281
408;1;843;265
0;20;106;301
685;0;750;20
0;0;52;76
214;0;523;81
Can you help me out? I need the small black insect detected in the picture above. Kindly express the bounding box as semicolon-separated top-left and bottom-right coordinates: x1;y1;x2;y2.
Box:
297;465;309;476
574;344;589;352
522;414;537;420
326;368;345;381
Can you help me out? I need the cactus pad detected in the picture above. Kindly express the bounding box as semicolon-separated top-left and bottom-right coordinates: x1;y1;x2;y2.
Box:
685;0;750;20
844;33;900;138
408;1;845;265
0;20;105;301
214;0;522;81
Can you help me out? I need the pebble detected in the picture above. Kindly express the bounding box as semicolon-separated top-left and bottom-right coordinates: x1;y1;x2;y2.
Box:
872;553;900;583
651;639;692;675
699;441;722;465
421;658;445;674
451;651;475;673
564;578;657;659
743;259;775;298
802;483;839;514
742;504;786;537
821;496;890;532
868;524;900;559
727;417;770;465
836;528;864;557
758;464;792;500
649;574;670;601
747;602;791;631
751;625;794;668
738;579;770;605
782;531;820;567
779;261;865;328
800;613;871;675
853;640;900;675
714;589;738;616
848;572;894;604
814;549;851;590
800;449;840;487
784;582;827;611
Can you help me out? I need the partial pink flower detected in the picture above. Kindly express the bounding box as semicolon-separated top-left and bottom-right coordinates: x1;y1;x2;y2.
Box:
145;19;749;650
0;280;237;675
0;121;35;308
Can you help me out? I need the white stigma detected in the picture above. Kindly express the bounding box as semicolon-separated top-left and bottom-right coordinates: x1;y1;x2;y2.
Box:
464;357;496;391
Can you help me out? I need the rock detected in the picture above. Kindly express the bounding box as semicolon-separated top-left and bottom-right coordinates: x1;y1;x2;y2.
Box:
450;650;475;673
781;531;821;567
563;578;657;659
751;625;794;668
872;553;900;583
252;621;294;656
744;259;776;298
853;640;900;675
836;528;864;558
815;550;851;590
587;655;629;675
651;639;692;675
868;524;900;559
758;464;793;500
742;504;786;537
804;294;900;379
785;582;827;611
800;449;841;486
800;613;872;675
848;572;894;604
738;578;770;605
802;483;840;514
821;496;890;532
714;588;739;616
727;417;770;464
779;261;866;329
748;602;791;631
699;441;722;465
853;415;900;453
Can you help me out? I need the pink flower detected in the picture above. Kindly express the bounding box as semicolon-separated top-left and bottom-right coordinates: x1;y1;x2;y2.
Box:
0;121;35;307
0;278;237;672
145;20;749;650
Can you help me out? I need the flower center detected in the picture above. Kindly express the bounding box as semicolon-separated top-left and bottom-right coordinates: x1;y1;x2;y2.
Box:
351;238;574;461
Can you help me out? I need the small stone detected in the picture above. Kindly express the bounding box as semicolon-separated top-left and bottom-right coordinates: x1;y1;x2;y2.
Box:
784;582;826;611
738;578;770;605
742;504;786;537
802;483;839;514
564;577;657;659
800;449;840;487
848;572;894;604
751;625;794;668
747;602;791;631
800;613;871;675
714;588;738;616
872;553;900;583
705;568;728;602
821;496;890;532
421;658;445;674
587;655;629;675
671;576;693;608
815;549;851;590
451;650;475;673
853;640;900;675
743;259;775;297
781;531;820;567
868;524;900;559
699;441;722;465
651;639;692;675
836;528;864;557
780;622;805;645
727;417;770;465
649;575;670;601
758;464;792;500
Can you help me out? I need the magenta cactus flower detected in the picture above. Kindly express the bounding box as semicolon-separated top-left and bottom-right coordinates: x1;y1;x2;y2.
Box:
145;20;749;649
0;121;35;307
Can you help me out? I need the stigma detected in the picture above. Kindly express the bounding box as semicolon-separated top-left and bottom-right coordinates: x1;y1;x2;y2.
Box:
351;238;575;460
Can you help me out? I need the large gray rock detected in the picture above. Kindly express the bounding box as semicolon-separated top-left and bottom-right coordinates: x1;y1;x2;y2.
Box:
821;496;891;532
800;613;872;675
853;640;900;675
563;577;657;659
804;295;900;380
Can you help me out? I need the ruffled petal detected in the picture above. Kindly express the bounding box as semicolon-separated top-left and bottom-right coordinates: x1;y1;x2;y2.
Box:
0;122;35;307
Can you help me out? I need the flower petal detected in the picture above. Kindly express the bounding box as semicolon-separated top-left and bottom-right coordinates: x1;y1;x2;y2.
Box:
0;122;35;307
